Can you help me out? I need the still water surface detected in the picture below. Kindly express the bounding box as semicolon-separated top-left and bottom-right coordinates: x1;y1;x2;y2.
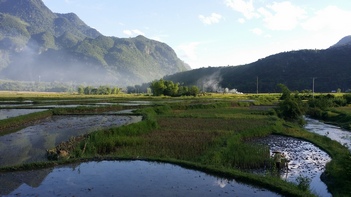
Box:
0;109;47;120
0;160;281;197
0;115;141;167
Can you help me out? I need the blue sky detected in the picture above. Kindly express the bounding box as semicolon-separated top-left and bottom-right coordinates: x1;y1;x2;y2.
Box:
42;0;351;69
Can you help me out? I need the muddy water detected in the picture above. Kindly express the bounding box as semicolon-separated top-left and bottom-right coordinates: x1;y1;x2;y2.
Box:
0;115;142;167
0;109;47;120
0;160;282;197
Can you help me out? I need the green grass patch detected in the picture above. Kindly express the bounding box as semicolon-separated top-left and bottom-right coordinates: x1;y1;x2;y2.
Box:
3;94;347;196
0;110;52;135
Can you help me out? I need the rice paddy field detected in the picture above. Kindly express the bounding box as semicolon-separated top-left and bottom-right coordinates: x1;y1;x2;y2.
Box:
0;91;350;197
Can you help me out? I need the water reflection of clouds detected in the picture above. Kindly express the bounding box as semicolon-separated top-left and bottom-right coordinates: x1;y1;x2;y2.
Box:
252;134;332;197
214;178;229;188
0;109;47;120
1;161;282;197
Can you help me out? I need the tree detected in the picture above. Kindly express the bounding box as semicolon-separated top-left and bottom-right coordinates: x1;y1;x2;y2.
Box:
164;80;179;96
84;86;93;95
278;83;291;100
276;84;305;125
189;86;199;97
150;79;166;96
112;87;120;94
78;86;84;94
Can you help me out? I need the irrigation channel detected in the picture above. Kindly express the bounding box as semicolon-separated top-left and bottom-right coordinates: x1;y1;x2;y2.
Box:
0;107;349;196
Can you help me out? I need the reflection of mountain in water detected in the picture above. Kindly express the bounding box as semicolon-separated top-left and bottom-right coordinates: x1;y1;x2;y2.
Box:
0;168;53;195
0;161;281;197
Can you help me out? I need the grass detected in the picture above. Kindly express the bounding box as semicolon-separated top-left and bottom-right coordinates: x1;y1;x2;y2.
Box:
0;110;52;135
63;102;315;196
1;92;350;196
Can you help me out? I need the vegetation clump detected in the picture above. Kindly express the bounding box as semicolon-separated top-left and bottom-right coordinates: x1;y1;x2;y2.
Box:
275;84;306;125
150;79;199;97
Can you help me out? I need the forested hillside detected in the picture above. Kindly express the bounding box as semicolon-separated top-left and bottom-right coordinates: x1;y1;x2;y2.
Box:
165;42;351;93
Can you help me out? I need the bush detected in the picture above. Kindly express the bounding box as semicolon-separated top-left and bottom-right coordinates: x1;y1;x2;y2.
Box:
296;175;311;191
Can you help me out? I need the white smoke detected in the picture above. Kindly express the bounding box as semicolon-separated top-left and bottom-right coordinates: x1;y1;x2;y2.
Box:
196;70;242;93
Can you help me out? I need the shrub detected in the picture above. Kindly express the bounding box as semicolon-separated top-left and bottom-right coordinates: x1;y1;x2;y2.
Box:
296;175;311;191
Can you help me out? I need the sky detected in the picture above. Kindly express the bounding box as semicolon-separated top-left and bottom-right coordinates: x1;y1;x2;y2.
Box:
42;0;351;69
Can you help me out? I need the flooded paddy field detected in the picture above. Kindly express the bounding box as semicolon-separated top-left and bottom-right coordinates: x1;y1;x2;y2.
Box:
251;135;331;197
250;116;351;197
1;95;348;197
0;160;282;197
0;115;142;167
0;109;47;120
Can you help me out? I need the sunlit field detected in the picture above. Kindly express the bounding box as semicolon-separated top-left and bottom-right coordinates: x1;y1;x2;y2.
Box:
1;91;350;196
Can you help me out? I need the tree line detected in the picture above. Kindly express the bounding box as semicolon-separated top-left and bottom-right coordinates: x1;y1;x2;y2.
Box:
77;85;121;95
150;79;199;96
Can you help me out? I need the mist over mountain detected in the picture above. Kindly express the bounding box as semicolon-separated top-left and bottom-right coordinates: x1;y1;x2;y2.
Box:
0;0;189;86
165;38;351;93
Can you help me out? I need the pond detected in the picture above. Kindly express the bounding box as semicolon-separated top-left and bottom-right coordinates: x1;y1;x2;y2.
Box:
0;109;47;120
0;115;142;167
0;160;282;197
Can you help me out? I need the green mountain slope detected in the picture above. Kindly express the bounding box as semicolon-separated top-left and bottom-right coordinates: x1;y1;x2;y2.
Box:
165;43;351;93
0;0;189;86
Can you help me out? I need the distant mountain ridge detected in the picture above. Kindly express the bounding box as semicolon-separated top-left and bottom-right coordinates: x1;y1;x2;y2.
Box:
0;0;189;86
165;37;351;93
330;35;351;48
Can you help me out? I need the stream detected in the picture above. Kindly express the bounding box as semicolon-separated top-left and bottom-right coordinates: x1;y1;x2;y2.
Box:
304;117;351;152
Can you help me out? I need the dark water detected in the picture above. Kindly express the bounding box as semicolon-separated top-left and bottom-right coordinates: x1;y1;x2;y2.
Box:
0;160;281;197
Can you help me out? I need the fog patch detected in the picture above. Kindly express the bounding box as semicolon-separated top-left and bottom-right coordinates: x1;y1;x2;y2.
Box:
0;42;134;86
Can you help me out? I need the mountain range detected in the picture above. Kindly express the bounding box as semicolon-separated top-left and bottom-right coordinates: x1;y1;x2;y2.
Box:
165;37;351;93
0;0;190;86
1;0;351;93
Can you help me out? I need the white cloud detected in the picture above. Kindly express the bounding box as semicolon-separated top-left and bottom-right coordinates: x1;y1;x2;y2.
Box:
238;18;245;23
299;6;351;49
123;30;132;36
123;29;145;36
258;1;306;31
199;13;223;25
302;6;351;33
224;0;259;19
251;28;263;35
177;42;201;61
132;29;145;36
